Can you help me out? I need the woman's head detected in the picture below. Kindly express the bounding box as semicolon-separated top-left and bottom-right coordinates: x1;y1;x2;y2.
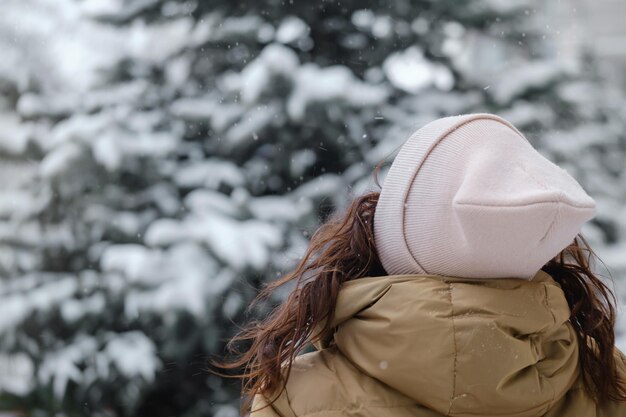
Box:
374;113;597;279
212;114;625;415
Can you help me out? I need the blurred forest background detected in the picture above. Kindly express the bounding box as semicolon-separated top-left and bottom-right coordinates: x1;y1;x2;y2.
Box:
0;0;625;416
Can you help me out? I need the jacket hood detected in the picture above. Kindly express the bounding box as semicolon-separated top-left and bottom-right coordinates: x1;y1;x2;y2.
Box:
313;269;579;417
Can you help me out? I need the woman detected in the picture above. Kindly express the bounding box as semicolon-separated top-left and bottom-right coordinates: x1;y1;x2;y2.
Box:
216;114;626;416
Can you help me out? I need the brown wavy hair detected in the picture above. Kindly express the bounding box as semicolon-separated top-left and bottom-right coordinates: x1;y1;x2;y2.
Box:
211;167;626;415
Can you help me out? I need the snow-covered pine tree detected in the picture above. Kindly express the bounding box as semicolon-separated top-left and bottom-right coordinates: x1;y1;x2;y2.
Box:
0;0;624;416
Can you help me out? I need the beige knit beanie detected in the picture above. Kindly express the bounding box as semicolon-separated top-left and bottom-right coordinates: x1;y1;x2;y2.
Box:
373;113;597;280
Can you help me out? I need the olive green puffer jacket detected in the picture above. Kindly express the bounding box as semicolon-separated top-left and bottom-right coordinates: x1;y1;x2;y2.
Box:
250;270;626;416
